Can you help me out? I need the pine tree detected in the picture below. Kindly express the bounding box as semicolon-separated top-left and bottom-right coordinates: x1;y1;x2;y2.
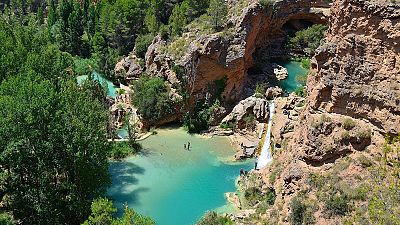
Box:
47;0;57;28
68;2;84;55
169;2;188;37
207;0;227;31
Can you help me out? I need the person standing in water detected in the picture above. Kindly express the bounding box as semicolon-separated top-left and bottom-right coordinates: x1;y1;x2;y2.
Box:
254;160;258;170
187;142;191;150
184;144;186;150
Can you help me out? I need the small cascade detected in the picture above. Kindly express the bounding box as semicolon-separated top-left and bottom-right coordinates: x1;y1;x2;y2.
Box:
257;102;275;169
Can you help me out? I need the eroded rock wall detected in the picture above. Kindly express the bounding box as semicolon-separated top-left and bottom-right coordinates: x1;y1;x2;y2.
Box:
308;0;400;134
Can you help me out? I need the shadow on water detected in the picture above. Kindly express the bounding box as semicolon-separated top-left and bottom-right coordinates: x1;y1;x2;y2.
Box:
108;161;149;208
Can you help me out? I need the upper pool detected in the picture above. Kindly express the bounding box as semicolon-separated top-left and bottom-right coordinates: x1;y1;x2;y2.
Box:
108;128;254;225
272;60;308;93
77;72;118;98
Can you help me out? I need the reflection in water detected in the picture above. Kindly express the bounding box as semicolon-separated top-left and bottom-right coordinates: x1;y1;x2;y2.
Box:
108;128;254;225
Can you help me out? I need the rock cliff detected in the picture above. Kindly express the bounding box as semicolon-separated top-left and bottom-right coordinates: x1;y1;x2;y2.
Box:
233;0;400;224
309;0;400;135
144;0;330;103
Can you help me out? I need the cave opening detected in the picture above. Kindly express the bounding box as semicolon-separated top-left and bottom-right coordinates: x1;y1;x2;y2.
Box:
244;17;327;98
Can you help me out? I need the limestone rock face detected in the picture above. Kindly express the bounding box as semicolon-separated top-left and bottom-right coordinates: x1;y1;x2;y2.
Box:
222;96;269;128
308;0;400;135
145;0;330;104
265;86;283;99
114;54;143;82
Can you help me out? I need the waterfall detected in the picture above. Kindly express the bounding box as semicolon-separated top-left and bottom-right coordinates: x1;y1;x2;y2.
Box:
257;102;275;169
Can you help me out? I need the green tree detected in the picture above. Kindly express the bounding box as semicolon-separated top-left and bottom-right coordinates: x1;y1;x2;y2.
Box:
145;7;159;34
197;211;233;225
169;2;188;37
132;76;173;124
47;0;57;28
82;198;155;225
184;0;210;22
68;2;84;55
207;0;227;31
134;33;154;59
287;24;327;56
0;75;110;225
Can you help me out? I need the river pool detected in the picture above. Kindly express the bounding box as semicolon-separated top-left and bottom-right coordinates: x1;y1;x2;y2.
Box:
108;127;253;225
77;72;118;98
273;60;308;93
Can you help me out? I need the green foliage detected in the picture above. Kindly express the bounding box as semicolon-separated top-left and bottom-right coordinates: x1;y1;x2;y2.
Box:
207;0;228;31
295;87;306;97
183;100;211;133
287;24;328;56
301;58;311;69
214;76;227;99
196;211;233;225
343;118;356;130
289;196;316;225
83;198;155;225
169;3;188;37
108;142;140;160
135;34;155;59
356;129;372;140
259;0;274;11
324;191;350;216
357;155;373;168
296;73;308;86
220;122;235;130
264;187;277;206
244;187;263;206
255;83;266;98
0;213;14;225
132;76;173;124
0;75;110;224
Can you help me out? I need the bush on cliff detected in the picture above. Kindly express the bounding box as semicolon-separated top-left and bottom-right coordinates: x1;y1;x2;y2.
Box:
135;34;154;59
196;211;233;225
287;24;328;56
132;76;173;124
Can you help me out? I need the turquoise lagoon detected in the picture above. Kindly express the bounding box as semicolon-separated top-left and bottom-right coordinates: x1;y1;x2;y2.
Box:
273;60;308;93
77;72;118;98
108;128;254;225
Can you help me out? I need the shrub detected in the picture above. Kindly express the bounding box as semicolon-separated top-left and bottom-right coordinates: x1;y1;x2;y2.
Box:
214;76;227;99
296;73;308;86
183;100;221;133
301;58;311;69
341;131;351;140
0;213;14;225
289;196;315;225
264;187;277;206
220;122;235;130
287;24;328;56
357;155;373;168
255;83;266;98
343;118;356;130
108;142;139;159
197;211;233;225
324;191;350;216
132;76;173;123
135;34;154;59
295;87;306;97
308;173;325;189
356;129;372;140
244;187;263;206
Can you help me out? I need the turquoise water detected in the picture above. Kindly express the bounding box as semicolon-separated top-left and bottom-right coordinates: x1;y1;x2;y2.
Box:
273;61;308;93
108;128;254;225
116;127;129;139
77;72;118;98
